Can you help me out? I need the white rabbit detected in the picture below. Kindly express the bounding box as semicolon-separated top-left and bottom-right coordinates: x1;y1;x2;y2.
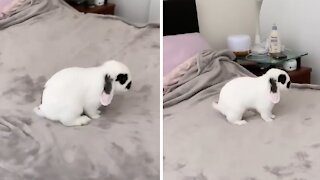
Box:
212;68;290;125
34;60;132;126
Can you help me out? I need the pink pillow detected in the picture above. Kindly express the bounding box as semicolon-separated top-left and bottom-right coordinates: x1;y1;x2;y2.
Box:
0;0;32;19
163;54;197;95
0;0;12;17
163;33;210;76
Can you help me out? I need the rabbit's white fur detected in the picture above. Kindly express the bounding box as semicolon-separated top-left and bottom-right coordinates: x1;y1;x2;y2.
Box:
34;60;131;126
212;68;290;125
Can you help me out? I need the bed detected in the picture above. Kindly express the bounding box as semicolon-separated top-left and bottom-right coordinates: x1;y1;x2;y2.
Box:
163;0;320;179
0;0;159;179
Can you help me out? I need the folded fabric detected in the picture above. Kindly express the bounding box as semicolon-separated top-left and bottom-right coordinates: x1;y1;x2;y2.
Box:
163;54;197;95
0;0;12;18
0;0;32;19
163;49;246;107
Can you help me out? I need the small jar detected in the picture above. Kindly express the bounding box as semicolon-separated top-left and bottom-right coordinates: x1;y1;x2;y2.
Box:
94;0;105;6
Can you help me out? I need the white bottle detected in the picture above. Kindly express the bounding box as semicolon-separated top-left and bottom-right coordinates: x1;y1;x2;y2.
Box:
268;24;282;54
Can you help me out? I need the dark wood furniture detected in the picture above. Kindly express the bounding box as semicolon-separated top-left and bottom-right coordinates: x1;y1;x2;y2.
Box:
66;2;115;15
239;61;312;84
287;67;312;84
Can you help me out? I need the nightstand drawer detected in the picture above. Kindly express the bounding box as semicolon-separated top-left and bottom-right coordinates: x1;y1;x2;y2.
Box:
73;4;115;15
287;67;312;84
239;63;312;84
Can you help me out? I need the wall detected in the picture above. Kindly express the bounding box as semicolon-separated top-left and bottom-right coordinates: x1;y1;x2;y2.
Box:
260;0;320;84
196;0;257;50
108;0;159;24
148;0;160;23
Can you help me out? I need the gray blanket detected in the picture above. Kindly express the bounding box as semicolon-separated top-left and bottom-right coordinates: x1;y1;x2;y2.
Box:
164;50;320;180
0;1;159;179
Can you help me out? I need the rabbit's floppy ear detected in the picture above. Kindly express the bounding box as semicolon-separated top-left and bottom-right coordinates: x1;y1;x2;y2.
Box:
100;74;114;106
269;78;280;104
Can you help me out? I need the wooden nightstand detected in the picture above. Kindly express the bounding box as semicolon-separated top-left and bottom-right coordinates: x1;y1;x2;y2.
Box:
66;2;115;15
286;67;312;84
239;62;312;84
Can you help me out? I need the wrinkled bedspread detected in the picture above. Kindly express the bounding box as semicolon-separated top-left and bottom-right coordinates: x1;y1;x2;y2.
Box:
164;50;320;180
0;0;159;179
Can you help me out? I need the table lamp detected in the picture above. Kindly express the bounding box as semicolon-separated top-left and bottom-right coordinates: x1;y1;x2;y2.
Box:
252;0;268;54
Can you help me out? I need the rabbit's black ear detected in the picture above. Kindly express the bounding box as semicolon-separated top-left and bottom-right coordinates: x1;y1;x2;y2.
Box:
287;81;291;88
116;73;128;85
278;74;286;84
269;77;281;103
126;81;132;90
104;74;113;94
269;78;277;93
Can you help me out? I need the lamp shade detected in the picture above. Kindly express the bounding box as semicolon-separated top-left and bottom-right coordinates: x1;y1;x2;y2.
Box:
228;35;251;52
